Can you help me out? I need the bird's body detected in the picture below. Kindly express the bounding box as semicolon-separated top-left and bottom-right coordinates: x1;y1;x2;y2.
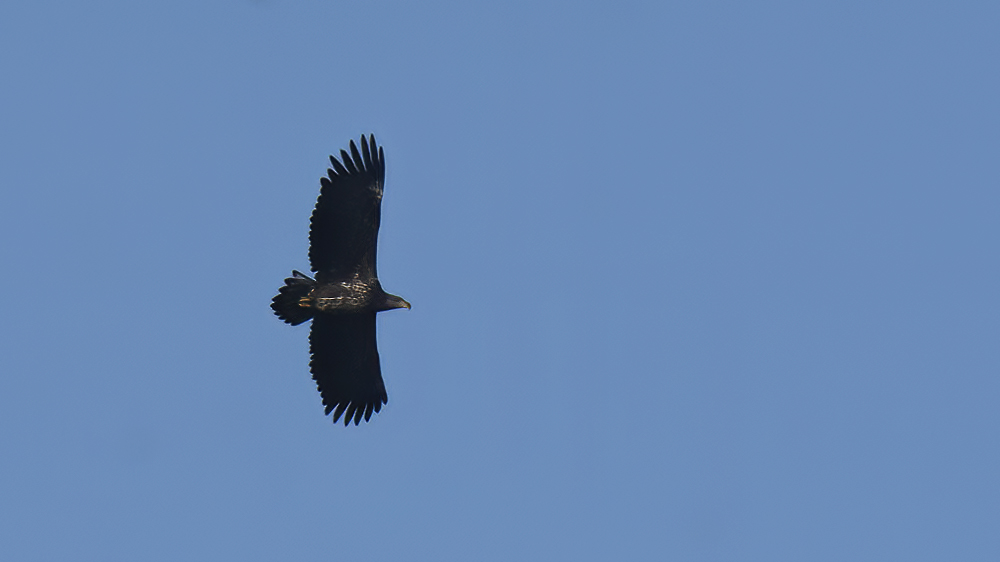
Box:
310;278;380;312
271;135;409;425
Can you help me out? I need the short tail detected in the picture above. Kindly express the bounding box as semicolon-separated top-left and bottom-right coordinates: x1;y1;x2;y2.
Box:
272;270;316;325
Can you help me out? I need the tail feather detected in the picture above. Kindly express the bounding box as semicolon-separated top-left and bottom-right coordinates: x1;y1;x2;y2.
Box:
272;270;315;325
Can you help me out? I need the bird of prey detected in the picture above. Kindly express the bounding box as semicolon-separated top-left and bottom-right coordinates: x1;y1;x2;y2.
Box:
271;134;410;425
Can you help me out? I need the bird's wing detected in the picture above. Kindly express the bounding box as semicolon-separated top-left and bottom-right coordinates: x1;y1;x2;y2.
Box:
309;312;388;425
309;134;385;280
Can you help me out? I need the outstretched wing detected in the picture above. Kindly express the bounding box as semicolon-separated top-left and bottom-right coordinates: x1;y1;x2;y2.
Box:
309;134;385;280
309;312;388;425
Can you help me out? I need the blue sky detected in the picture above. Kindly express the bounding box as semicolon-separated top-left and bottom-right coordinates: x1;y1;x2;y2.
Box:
2;1;999;560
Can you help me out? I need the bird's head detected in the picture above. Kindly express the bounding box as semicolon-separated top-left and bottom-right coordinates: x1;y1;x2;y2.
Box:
381;293;411;311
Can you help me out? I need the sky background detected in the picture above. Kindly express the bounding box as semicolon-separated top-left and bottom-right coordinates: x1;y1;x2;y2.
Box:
2;1;999;560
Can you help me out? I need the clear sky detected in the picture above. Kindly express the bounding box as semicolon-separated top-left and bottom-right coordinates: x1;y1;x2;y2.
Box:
2;1;999;560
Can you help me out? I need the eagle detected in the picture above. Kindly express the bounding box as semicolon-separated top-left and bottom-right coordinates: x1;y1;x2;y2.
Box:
271;134;410;425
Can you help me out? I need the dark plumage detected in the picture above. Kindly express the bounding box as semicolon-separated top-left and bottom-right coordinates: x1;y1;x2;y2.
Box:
272;135;409;425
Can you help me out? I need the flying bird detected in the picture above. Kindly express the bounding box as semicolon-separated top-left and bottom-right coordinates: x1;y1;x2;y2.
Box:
271;134;410;425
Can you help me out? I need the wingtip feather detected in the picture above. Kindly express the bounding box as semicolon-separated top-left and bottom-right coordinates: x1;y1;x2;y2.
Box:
361;135;373;173
329;155;348;176
332;402;348;423
349;141;363;173
340;149;358;173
